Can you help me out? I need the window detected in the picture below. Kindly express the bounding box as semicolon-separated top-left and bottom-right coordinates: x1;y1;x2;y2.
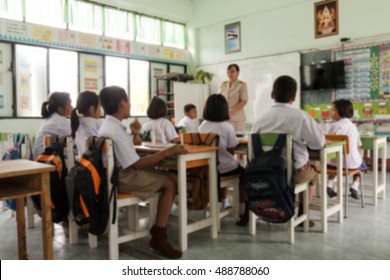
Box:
15;45;48;117
163;21;186;49
136;15;162;45
129;59;149;116
49;49;78;106
0;0;23;21
0;43;13;117
69;0;103;35
25;0;66;29
104;7;135;40
105;56;128;92
79;53;103;96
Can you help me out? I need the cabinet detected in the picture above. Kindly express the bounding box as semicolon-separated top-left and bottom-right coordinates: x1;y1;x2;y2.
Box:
155;73;194;122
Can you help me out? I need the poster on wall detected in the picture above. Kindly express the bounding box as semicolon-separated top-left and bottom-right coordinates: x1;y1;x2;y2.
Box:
58;30;76;45
148;45;161;57
224;21;241;54
79;34;97;49
98;37;113;50
162;48;174;59
84;60;97;73
0;94;4;109
379;45;390;98
132;42;147;56
116;40;130;53
314;0;339;38
33;26;53;42
5;21;27;38
84;78;98;90
20;95;29;110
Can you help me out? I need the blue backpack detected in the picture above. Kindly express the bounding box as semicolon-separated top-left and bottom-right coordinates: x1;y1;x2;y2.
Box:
2;134;26;211
245;134;295;223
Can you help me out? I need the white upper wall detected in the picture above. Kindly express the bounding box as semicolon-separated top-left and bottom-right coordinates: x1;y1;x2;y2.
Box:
192;0;390;66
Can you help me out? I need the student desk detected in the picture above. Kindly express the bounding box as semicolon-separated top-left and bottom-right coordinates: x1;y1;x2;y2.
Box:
361;135;387;206
135;143;218;251
0;160;54;259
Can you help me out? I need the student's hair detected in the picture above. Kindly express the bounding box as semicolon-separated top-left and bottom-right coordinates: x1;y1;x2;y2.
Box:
71;91;99;139
202;94;229;122
272;75;297;103
227;64;240;72
332;99;353;119
147;96;167;119
184;103;196;113
99;86;128;115
41;92;70;119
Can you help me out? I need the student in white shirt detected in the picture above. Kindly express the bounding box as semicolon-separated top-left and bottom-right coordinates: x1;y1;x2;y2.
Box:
142;97;179;143
198;94;248;226
252;76;325;228
177;104;197;132
70;91;102;157
33;92;73;159
326;99;367;199
98;86;186;259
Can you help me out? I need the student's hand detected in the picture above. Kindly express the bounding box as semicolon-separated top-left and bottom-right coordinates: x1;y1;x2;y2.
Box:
166;144;187;156
130;117;141;134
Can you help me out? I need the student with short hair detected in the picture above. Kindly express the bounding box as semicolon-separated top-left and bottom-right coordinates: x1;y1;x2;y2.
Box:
198;94;248;225
326;99;367;199
177;103;197;132
252;76;325;227
70;91;102;156
98;86;186;259
142;96;179;143
33;92;73;159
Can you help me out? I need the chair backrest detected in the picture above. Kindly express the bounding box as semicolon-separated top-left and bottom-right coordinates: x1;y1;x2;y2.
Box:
248;133;293;182
325;134;350;154
0;132;13;156
183;132;219;147
44;135;75;169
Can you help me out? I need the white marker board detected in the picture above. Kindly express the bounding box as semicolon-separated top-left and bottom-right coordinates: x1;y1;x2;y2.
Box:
201;52;301;124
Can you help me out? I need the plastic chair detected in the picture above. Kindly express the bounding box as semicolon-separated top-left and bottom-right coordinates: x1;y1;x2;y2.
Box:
247;134;310;244
325;134;364;218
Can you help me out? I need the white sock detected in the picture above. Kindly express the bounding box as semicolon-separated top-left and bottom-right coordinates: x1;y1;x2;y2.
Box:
239;203;245;214
351;181;359;191
327;180;334;188
223;198;231;208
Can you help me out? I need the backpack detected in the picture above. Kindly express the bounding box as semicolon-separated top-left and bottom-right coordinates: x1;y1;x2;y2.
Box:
2;134;26;211
65;137;109;235
185;133;219;210
32;136;70;223
245;134;295;223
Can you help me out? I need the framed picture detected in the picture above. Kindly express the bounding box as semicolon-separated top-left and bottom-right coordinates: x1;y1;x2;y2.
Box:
225;21;241;54
314;0;339;38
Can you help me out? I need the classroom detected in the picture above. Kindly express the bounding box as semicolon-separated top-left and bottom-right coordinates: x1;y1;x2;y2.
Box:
1;0;390;261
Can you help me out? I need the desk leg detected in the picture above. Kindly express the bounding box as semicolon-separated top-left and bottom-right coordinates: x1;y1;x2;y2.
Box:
178;157;188;251
209;152;218;239
381;142;387;200
40;172;53;260
373;143;379;206
16;197;28;260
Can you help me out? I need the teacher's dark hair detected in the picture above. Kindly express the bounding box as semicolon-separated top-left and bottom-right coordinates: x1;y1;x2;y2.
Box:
227;64;240;72
203;94;229;122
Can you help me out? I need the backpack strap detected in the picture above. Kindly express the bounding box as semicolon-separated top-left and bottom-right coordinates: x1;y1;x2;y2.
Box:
272;134;287;156
252;133;265;157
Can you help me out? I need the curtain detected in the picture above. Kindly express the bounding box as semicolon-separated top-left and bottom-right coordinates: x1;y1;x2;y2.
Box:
69;0;103;35
0;0;23;21
136;15;162;45
25;0;66;28
163;21;186;48
104;7;134;40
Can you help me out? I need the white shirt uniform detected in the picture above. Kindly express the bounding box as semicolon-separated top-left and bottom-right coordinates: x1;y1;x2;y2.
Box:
33;112;71;159
252;103;325;169
97;115;140;169
142;118;178;143
75;117;102;156
198;120;239;174
327;118;362;169
177;116;197;132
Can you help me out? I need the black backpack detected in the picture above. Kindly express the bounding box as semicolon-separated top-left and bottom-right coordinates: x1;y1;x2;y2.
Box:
245;134;295;223
33;136;70;223
65;137;109;235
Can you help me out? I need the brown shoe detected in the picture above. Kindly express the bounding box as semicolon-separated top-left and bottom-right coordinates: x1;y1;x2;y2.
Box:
149;225;182;259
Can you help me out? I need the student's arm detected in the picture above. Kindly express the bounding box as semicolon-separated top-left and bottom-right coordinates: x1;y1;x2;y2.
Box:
301;115;325;149
229;99;248;115
129;117;143;145
229;83;248;115
131;144;186;170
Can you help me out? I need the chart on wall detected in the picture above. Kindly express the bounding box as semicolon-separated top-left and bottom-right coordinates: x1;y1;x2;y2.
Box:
201;52;300;124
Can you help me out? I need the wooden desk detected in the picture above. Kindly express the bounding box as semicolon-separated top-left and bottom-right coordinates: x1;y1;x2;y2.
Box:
135;143;218;251
361;135;387;206
0;160;54;259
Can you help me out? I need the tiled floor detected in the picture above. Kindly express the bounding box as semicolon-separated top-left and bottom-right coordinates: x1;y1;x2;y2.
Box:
1;173;389;260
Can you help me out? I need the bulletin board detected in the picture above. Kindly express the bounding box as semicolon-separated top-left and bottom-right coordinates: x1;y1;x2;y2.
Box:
302;41;390;123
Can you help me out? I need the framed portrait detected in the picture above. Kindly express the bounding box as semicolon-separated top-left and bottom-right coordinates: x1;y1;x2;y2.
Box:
225;21;241;54
314;0;339;38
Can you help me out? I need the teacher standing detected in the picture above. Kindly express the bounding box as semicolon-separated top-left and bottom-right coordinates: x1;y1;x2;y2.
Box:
219;64;248;131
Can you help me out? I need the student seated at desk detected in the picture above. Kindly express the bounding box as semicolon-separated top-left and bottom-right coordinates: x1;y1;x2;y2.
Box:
177;103;198;132
142;97;179;143
33;92;73;159
326;99;368;199
252;76;325;227
198;94;248;226
70;91;102;156
98;86;186;259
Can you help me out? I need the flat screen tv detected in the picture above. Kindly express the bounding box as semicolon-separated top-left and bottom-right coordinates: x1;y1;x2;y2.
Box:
300;60;346;90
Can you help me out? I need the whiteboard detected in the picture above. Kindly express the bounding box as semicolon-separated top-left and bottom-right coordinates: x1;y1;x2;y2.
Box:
201;52;301;124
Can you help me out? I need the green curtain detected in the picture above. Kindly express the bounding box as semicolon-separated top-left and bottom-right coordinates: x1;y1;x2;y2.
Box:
25;0;66;28
68;0;103;34
136;15;162;44
0;0;23;20
104;7;134;40
163;21;186;47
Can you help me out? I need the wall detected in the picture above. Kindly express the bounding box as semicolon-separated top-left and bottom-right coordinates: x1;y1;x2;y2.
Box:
193;0;390;66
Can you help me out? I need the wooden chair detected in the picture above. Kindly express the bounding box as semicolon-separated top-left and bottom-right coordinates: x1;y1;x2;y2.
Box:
85;138;158;260
183;133;240;229
325;134;364;218
247;134;310;244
